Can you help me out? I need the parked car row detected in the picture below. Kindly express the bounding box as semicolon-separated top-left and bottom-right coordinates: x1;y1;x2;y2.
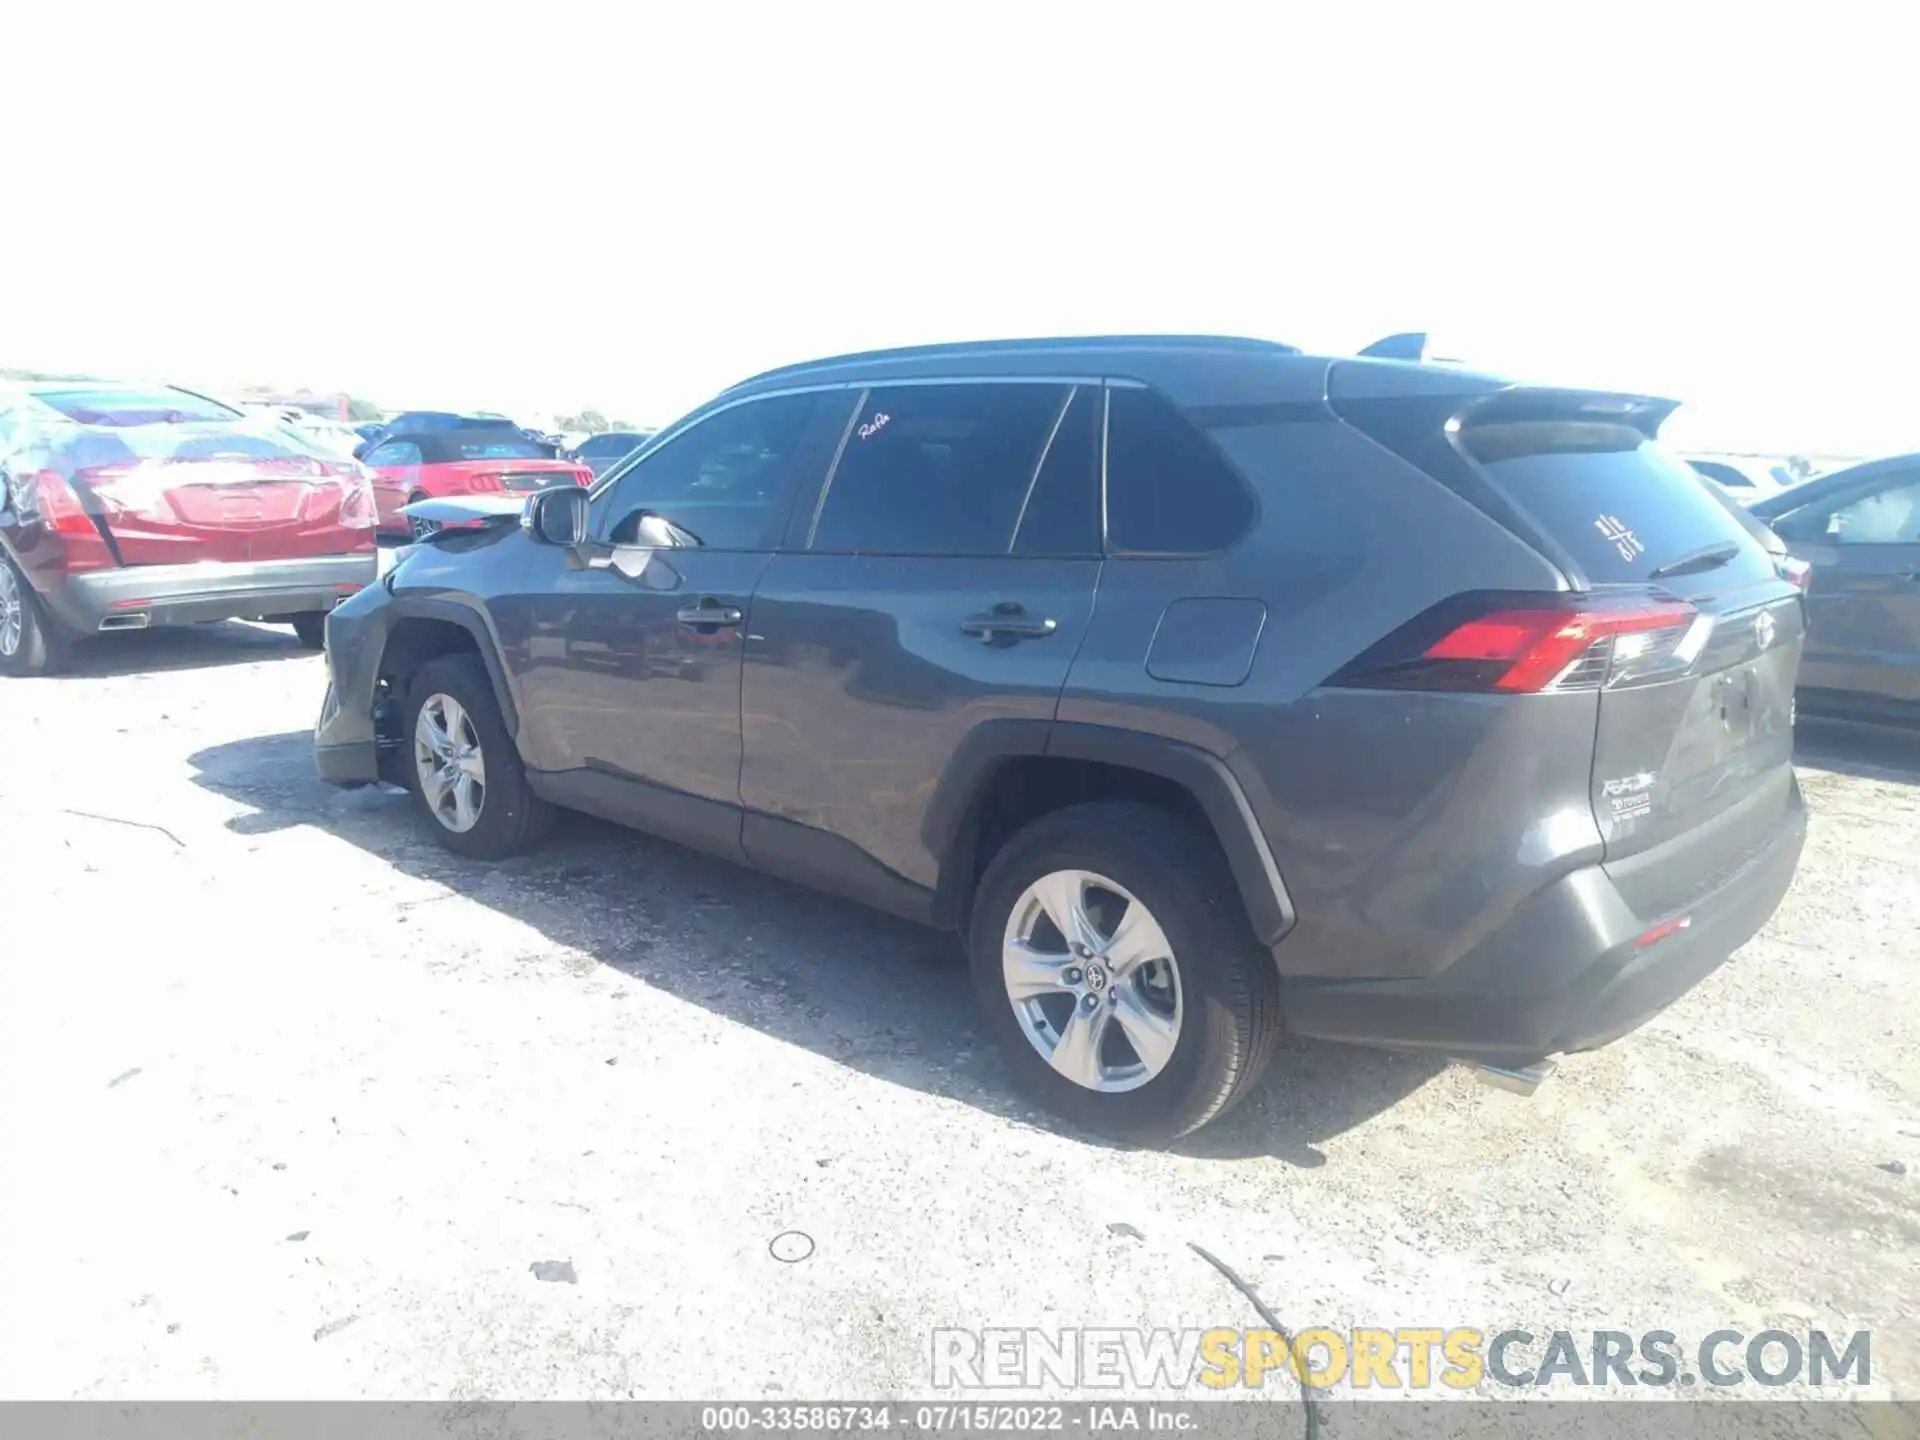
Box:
5;344;1910;1145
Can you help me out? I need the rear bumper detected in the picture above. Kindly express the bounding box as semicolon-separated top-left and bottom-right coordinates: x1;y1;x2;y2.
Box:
1280;777;1807;1063
40;553;378;636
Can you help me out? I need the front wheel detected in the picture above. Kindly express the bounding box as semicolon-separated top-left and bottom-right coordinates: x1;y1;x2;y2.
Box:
968;801;1281;1143
0;556;68;677
402;654;553;859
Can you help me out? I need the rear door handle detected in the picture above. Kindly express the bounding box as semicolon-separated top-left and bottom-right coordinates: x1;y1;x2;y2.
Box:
676;600;743;627
960;603;1058;641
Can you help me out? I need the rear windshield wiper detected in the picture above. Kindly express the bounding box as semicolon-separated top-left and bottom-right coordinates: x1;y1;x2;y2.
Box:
1649;541;1741;580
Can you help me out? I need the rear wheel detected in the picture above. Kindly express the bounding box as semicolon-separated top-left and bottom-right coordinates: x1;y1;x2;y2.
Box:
288;612;328;649
968;801;1281;1143
402;654;552;859
0;556;67;677
405;493;439;542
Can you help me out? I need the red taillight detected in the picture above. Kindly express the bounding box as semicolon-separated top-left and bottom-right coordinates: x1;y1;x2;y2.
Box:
29;471;116;571
1330;592;1707;694
1635;916;1692;949
575;467;593;487
1424;601;1697;693
1781;557;1813;592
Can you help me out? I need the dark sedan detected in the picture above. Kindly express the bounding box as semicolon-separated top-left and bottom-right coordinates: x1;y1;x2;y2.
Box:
569;430;654;477
1752;452;1920;722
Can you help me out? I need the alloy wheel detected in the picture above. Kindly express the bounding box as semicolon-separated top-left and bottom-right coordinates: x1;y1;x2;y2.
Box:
0;565;22;659
413;692;487;833
1001;869;1183;1093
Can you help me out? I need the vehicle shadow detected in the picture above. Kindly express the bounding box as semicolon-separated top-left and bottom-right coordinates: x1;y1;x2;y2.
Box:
43;622;316;679
1794;716;1920;785
186;730;1446;1164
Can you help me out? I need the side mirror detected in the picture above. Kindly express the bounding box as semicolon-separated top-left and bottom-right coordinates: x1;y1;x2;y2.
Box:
527;486;589;546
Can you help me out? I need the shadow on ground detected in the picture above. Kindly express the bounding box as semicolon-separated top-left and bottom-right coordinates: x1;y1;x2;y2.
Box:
1794;715;1920;784
30;622;318;679
187;730;1445;1164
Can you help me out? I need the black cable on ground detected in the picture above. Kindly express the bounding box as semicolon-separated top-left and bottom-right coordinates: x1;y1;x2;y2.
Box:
1187;1242;1320;1440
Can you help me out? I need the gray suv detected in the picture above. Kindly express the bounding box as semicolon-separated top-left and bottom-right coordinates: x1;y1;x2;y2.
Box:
314;335;1808;1141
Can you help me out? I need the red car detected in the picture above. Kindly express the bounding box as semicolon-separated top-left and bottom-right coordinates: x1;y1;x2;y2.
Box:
0;382;378;674
360;429;592;539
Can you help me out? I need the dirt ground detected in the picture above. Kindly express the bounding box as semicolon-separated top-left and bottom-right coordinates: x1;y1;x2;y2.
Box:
0;622;1914;1413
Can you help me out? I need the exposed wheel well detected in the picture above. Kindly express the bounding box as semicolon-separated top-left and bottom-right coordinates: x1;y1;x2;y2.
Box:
371;618;487;775
379;616;482;689
935;756;1217;933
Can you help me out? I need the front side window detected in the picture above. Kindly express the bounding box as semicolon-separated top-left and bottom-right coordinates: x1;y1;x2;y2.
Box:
1105;386;1258;554
597;392;822;550
366;441;422;467
1802;474;1920;545
810;383;1075;555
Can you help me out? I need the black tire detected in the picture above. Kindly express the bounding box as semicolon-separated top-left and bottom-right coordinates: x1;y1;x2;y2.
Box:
0;555;69;677
405;494;439;542
968;800;1282;1144
401;653;553;859
288;612;328;650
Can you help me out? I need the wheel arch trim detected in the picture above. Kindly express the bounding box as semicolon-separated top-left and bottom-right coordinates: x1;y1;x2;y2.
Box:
380;596;523;738
924;719;1297;947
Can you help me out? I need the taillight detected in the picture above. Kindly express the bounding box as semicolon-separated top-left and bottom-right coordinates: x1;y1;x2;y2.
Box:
575;467;593;487
334;466;378;529
1330;591;1707;694
28;471;116;571
1780;557;1813;592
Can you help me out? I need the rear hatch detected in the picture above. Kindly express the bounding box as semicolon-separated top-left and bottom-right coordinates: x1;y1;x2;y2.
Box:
54;421;374;565
1335;377;1804;919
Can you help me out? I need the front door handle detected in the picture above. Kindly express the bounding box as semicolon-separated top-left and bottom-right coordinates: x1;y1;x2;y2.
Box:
960;603;1058;642
676;600;744;627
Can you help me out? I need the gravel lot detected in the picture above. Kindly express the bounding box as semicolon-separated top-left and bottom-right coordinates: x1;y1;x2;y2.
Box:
1;621;1914;1411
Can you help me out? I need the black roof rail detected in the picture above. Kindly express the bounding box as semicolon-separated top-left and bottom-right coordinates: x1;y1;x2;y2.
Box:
726;333;1301;391
1356;332;1431;361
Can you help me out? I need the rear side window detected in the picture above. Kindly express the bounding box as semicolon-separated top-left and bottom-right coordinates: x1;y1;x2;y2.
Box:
1013;386;1100;556
810;383;1070;555
1105;387;1257;553
35;388;240;426
1463;420;1774;586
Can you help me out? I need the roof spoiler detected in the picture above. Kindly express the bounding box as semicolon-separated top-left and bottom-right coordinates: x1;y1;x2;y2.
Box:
1356;332;1431;361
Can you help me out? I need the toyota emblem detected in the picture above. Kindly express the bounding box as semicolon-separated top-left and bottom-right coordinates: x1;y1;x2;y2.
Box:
1754;610;1777;652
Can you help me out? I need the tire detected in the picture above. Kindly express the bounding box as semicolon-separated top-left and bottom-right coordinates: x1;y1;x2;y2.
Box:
405;494;439;542
968;800;1281;1144
0;555;69;677
289;612;328;650
401;654;553;859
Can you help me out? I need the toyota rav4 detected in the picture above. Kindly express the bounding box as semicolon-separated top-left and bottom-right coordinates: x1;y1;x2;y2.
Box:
313;335;1807;1141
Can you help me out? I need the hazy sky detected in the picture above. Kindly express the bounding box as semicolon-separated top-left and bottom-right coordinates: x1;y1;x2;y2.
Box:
10;5;1912;456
